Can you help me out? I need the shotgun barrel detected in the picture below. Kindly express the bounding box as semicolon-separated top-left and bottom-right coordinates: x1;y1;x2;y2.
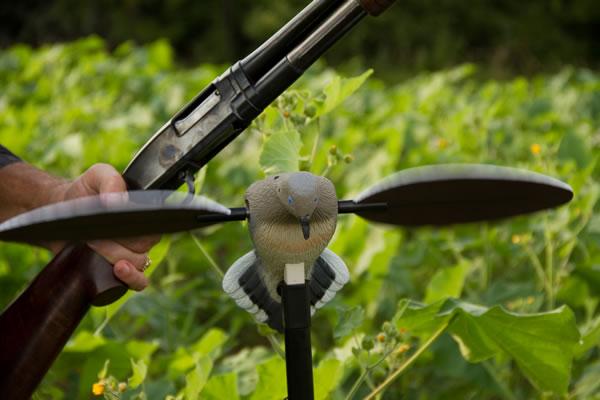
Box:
241;0;344;83
0;0;396;397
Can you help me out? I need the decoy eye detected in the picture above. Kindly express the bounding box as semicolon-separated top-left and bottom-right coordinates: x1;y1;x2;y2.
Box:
288;196;294;205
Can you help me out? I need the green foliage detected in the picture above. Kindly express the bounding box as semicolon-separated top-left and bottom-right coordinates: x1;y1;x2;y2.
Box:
259;129;302;174
1;39;599;399
395;299;580;394
128;359;148;389
334;306;365;340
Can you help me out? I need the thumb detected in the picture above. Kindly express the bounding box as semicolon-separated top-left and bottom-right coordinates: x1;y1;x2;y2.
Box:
83;163;126;194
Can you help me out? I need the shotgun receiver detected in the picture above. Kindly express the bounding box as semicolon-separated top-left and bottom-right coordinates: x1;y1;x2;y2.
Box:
0;0;395;397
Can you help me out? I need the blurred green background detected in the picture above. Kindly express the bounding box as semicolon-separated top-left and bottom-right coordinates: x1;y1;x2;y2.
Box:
2;0;600;79
0;1;599;399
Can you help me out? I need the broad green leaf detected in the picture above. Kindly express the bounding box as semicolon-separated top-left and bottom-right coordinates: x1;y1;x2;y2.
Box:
424;261;469;304
126;339;160;362
64;331;106;353
448;302;580;394
203;372;240;400
314;359;343;400
316;69;373;117
259;129;302;174
395;298;580;394
168;328;229;378
184;356;213;400
192;328;228;358
128;358;148;389
168;348;195;380
250;356;287;400
334;306;365;339
393;299;450;336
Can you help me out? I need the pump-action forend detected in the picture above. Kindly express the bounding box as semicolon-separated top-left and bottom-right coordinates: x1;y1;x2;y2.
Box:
124;0;396;190
0;1;395;398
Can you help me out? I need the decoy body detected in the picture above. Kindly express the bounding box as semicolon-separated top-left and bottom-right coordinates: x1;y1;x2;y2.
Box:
222;172;349;332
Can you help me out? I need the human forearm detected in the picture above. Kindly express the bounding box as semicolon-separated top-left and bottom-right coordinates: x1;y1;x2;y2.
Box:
0;162;67;223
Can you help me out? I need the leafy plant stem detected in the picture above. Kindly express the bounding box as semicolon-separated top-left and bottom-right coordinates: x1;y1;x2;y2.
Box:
524;244;549;294
482;224;491;290
345;347;394;400
544;221;554;310
346;369;369;400
309;118;321;168
94;311;110;336
481;361;517;400
190;233;224;279
363;319;451;400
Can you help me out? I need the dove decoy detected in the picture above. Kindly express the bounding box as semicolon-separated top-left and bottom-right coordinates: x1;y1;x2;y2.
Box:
0;164;574;333
222;172;350;332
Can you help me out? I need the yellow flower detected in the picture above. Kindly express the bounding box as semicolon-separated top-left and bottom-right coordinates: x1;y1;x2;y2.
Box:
530;143;541;155
396;343;410;354
376;333;386;343
511;235;521;244
92;382;105;396
437;138;449;149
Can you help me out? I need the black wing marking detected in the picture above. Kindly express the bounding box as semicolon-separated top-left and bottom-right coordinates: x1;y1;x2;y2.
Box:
222;251;283;332
309;249;349;311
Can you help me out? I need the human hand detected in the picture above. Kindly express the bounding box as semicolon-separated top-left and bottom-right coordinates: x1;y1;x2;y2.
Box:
47;163;160;290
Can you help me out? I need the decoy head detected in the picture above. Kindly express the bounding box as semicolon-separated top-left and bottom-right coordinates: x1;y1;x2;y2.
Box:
273;172;320;240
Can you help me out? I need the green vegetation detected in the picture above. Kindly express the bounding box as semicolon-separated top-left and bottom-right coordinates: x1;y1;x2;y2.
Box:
0;38;599;399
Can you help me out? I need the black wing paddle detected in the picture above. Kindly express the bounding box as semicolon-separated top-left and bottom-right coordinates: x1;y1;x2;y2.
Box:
338;164;573;226
0;191;246;243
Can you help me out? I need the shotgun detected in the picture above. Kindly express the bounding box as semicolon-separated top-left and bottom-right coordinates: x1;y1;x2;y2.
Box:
0;0;395;397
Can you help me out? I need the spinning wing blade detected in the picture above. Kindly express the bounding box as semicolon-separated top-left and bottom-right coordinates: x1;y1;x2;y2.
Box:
339;164;573;226
0;190;246;243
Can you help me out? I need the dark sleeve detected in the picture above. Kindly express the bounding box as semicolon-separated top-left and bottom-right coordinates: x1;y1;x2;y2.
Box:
0;145;21;169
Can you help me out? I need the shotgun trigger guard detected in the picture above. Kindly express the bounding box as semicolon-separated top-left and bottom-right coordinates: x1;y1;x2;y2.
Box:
177;169;197;198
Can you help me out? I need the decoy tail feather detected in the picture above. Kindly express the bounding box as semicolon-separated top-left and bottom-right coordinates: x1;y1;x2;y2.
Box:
222;251;283;332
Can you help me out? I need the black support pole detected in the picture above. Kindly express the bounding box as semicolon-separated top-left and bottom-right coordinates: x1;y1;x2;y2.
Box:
281;279;314;400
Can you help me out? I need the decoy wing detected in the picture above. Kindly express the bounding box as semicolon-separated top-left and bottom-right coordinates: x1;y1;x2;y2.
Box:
223;248;349;333
0;190;246;243
338;164;573;226
309;249;349;311
222;251;284;331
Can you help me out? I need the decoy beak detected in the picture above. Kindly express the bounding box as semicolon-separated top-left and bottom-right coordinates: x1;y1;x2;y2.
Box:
300;216;310;240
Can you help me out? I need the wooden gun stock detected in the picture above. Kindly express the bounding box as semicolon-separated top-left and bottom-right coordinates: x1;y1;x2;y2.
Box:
0;244;126;399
